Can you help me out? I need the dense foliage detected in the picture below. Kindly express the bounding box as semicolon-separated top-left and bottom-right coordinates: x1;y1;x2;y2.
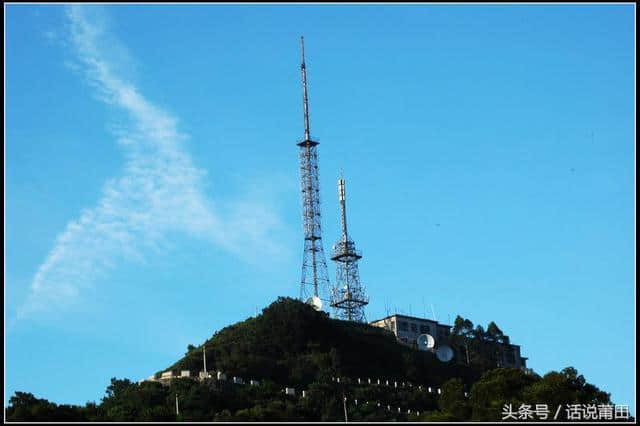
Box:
166;297;478;387
6;298;626;421
449;315;518;371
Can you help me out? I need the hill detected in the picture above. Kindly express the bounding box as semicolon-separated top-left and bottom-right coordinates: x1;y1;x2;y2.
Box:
6;297;625;422
161;296;479;388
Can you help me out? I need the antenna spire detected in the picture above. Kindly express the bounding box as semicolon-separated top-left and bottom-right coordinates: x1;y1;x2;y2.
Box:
338;176;348;242
300;36;311;141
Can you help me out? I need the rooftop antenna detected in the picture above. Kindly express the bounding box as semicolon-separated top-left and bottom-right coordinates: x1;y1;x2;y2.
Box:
431;304;437;322
297;36;331;306
383;302;392;331
330;174;369;322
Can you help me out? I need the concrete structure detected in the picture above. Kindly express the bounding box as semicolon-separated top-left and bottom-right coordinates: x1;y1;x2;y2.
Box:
285;387;296;396
180;370;191;377
370;313;528;369
370;313;452;346
498;344;527;369
454;339;527;369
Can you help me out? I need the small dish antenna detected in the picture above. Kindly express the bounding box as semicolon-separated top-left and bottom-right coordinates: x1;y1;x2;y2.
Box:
436;344;454;362
416;334;436;351
306;295;323;311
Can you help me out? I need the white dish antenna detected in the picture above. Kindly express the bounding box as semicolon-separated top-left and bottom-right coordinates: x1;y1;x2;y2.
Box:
306;296;323;311
436;344;454;362
416;334;436;351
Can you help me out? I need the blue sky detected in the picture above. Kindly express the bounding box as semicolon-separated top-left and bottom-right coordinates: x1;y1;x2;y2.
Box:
5;4;635;414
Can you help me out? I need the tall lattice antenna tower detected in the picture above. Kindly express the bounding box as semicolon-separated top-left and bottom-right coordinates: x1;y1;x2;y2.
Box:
297;36;331;307
330;175;369;322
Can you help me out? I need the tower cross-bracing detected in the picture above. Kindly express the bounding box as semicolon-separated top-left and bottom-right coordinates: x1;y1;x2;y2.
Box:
330;175;369;322
297;36;331;307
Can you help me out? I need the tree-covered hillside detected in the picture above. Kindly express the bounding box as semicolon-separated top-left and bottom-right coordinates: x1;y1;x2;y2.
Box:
6;297;629;422
164;296;478;388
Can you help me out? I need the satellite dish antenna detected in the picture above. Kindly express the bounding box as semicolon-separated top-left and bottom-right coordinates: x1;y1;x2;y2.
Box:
306;296;323;311
436;344;454;362
416;334;436;351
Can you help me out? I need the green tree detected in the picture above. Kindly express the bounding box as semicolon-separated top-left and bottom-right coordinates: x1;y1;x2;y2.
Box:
469;368;537;421
450;316;475;366
522;367;611;420
186;344;196;356
4;299;624;422
6;392;86;421
438;378;471;420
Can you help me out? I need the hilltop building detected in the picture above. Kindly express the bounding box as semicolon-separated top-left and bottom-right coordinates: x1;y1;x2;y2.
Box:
369;313;528;370
370;313;452;344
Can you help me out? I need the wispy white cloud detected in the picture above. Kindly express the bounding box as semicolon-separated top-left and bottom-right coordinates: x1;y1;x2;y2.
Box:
18;5;292;319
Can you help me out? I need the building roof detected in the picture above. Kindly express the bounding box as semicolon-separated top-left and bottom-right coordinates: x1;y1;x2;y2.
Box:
369;313;452;329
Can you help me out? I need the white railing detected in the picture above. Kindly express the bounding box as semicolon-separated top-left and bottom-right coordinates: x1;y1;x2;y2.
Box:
140;370;468;417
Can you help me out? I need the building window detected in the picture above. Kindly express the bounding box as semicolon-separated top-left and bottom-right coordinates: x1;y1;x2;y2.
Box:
399;321;409;331
410;323;418;333
420;325;431;334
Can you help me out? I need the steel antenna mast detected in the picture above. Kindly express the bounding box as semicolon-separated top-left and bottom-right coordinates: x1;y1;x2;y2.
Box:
330;174;369;322
297;36;331;307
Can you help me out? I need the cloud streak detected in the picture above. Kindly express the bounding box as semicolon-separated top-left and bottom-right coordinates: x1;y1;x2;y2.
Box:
18;5;291;319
